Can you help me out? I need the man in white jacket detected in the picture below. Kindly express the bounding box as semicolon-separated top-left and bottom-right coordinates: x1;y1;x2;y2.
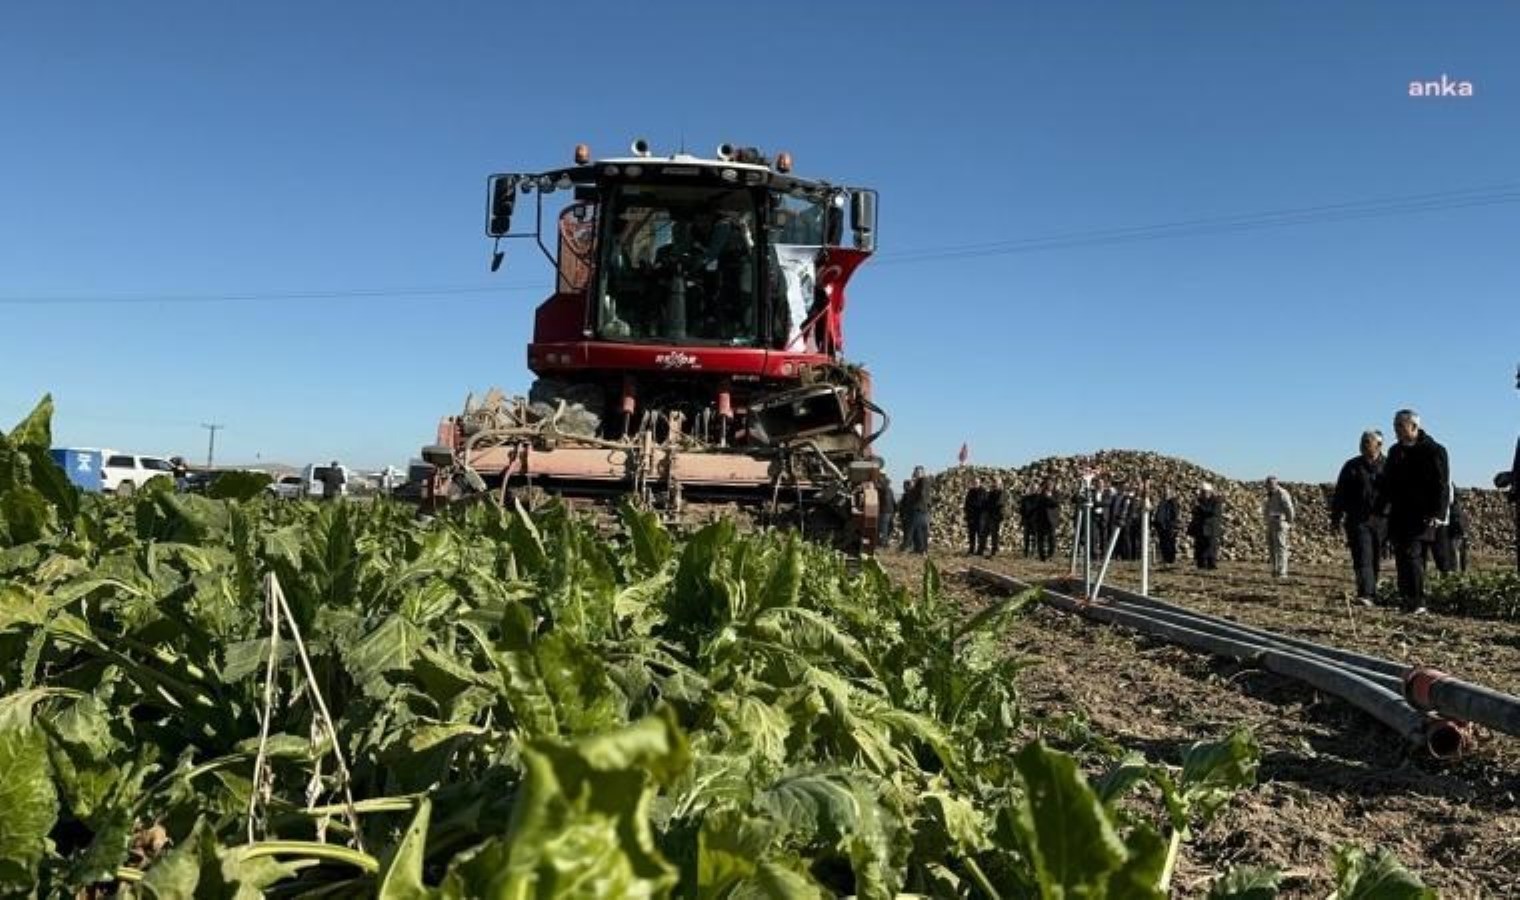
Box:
1263;476;1296;579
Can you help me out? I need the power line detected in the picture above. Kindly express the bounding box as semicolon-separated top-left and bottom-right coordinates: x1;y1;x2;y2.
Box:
0;184;1516;305
874;184;1520;265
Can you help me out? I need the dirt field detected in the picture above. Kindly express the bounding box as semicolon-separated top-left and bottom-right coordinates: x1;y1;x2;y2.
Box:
876;549;1520;898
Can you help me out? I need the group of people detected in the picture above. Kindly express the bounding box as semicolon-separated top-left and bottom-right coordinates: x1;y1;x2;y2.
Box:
1329;410;1473;608
876;467;934;554
873;382;1520;609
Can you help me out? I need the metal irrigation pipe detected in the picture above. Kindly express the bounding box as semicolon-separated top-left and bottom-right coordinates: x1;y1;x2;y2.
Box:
967;567;1469;757
1098;597;1406;694
1068;580;1407;678
1092;579;1520;743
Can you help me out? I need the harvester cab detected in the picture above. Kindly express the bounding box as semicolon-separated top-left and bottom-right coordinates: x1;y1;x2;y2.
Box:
425;139;887;554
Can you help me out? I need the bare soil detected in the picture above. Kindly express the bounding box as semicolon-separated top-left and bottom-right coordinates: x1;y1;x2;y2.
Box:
876;549;1520;898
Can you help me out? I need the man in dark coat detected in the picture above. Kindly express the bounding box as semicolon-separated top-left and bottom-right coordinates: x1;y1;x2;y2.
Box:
1035;481;1061;560
1188;484;1223;570
978;483;1005;557
1018;491;1040;556
1109;482;1133;560
1331;429;1387;602
1496;366;1520;573
897;478;916;551
1375;409;1450;608
1446;491;1469;573
963;478;987;555
1152;487;1181;565
876;473;896;549
1091;480;1113;561
317;461;347;501
1498;435;1520;573
907;467;934;554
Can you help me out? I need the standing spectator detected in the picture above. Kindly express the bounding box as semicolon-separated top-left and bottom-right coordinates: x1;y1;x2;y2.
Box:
1447;490;1469;573
1018;490;1040;557
978;481;1005;557
1035;480;1061;561
1152;487;1181;565
1188;483;1223;570
907;466;933;554
318;460;348;501
963;478;987;555
1498;367;1519;570
876;472;896;549
1375;410;1450;609
1331;429;1387;603
1110;481;1134;560
1426;480;1458;574
1092;479;1114;561
1263;476;1296;579
1124;487;1144;562
1498;435;1519;573
897;478;916;551
171;457;190;493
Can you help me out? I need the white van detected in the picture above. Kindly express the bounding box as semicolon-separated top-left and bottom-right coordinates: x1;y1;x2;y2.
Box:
302;463;353;498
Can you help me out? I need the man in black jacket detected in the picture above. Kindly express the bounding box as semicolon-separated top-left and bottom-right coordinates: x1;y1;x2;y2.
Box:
1375;409;1450;608
1018;491;1040;556
1499;436;1520;573
1331;429;1386;602
963;479;987;556
1035;481;1061;561
978;483;1005;557
876;472;897;550
1152;487;1181;565
1188;484;1223;570
1502;436;1520;573
1496;366;1520;573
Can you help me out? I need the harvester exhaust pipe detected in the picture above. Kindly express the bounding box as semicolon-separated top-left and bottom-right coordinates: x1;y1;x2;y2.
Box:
631;137;652;157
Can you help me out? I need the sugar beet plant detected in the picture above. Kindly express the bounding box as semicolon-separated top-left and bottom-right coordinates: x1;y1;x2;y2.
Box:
0;396;1399;898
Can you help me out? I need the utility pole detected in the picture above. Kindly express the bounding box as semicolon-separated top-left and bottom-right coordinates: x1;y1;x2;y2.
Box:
201;423;224;470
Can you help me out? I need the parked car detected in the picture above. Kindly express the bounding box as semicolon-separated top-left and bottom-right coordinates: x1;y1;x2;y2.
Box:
267;474;305;500
101;452;176;496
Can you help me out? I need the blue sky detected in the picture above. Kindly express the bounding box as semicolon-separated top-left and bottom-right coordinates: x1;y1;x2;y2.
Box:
1;2;1515;485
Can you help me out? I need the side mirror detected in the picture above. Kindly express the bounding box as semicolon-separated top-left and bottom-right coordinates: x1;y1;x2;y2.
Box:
487;175;518;237
850;190;877;252
825;193;846;246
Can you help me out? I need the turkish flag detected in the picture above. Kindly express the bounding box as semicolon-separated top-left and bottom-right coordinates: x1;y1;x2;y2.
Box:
958;443;969;465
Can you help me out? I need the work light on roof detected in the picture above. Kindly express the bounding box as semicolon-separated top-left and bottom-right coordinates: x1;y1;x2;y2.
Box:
574;143;591;165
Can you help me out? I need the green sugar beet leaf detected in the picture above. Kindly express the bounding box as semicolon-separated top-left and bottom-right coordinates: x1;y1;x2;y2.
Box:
1011;741;1128;899
0;726;60;893
1331;846;1436;900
